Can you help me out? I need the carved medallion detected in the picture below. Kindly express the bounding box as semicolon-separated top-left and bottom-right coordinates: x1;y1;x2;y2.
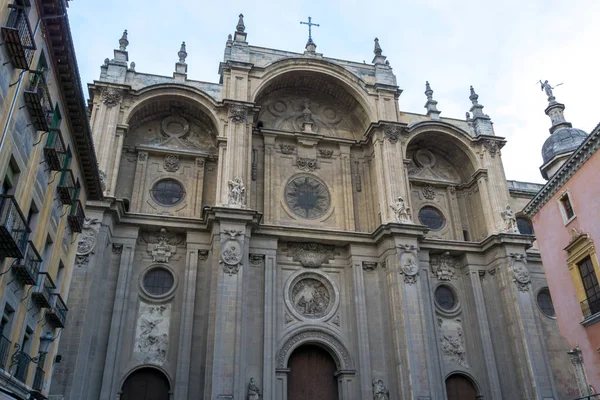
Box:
76;218;100;266
161;115;190;138
287;272;337;320
284;176;331;219
422;185;436;200
509;253;530;291
398;244;419;284
287;242;336;268
220;229;244;275
438;317;468;368
164;154;180;172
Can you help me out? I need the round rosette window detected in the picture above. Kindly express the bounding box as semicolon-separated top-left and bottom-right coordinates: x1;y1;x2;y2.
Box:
286;272;338;321
284;175;331;219
142;267;175;297
418;206;446;231
151;179;185;207
434;284;458;312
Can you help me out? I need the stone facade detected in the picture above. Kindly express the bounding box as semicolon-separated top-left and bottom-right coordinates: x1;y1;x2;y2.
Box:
49;16;578;400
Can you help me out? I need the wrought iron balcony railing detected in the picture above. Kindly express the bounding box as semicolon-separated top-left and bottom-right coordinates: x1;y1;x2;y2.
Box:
24;70;53;131
67;199;84;233
43;128;67;171
0;334;11;370
32;364;44;391
57;169;76;205
580;296;600;319
46;293;68;328
1;3;36;70
32;272;56;309
0;195;30;259
12;350;30;383
12;240;42;286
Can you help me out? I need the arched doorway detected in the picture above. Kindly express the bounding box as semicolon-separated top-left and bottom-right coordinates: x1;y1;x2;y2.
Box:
445;374;478;400
288;344;339;400
121;367;170;400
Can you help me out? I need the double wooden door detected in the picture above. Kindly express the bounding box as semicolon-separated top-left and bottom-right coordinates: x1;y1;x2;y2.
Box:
121;368;170;400
446;374;478;400
288;345;339;400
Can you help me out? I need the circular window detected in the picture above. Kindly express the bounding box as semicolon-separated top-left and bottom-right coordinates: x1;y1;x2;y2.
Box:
143;268;175;296
517;217;534;235
537;289;556;317
284;176;331;219
151;179;185;206
435;285;457;311
418;206;446;231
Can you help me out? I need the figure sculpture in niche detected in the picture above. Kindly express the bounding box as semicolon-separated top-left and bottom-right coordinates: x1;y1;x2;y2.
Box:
247;377;260;400
372;379;389;400
390;196;412;223
228;177;246;207
501;205;518;233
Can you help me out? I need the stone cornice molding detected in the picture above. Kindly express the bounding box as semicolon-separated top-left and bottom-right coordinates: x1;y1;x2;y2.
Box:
525;125;600;217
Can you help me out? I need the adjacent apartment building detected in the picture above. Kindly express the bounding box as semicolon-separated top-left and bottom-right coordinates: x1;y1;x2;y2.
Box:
0;0;102;399
525;89;600;396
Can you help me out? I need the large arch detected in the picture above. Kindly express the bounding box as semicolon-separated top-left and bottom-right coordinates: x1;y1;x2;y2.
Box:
119;365;172;400
123;84;221;134
444;372;482;400
276;328;353;371
252;58;377;127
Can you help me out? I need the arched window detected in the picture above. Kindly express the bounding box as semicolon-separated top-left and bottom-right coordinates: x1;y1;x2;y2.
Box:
516;216;534;235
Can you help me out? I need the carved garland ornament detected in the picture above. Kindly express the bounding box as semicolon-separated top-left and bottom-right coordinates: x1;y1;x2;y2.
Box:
280;144;296;154
287;242;336;268
228;104;248;123
509;253;530;291
100;87;123;107
422;184;436;200
297;157;317;172
398;244;419;284
276;329;351;369
163;154;180;172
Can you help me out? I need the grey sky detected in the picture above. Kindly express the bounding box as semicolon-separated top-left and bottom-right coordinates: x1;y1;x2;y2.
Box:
67;0;599;184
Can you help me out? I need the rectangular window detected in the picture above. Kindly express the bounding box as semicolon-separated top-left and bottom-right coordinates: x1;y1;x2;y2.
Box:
561;194;575;220
27;201;39;234
50;103;62;130
579;256;600;316
41;235;53;272
1;159;20;195
0;305;15;338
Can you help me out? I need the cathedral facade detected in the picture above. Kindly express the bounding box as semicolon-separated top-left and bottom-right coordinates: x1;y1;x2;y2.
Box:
51;16;578;400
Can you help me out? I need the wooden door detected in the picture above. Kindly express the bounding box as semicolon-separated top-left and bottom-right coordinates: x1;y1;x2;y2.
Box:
288;345;339;400
446;374;477;400
121;368;170;400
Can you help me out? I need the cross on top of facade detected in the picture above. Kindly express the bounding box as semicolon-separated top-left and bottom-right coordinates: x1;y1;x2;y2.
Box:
300;16;320;44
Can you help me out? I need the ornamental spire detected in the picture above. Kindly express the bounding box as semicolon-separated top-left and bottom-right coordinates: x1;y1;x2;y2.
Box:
372;37;387;65
467;86;494;135
233;13;248;42
300;16;320;53
119;30;129;51
236;13;245;33
178;42;187;63
174;41;187;79
424;81;440;119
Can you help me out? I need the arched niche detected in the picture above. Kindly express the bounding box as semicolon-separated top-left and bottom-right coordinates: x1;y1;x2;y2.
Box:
405;129;486;241
254;70;370;139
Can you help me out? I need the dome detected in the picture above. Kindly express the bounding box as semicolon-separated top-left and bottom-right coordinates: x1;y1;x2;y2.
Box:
541;127;588;164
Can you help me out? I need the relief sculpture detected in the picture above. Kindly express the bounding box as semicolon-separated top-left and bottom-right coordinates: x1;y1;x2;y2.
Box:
438;317;468;368
292;278;331;318
134;302;170;365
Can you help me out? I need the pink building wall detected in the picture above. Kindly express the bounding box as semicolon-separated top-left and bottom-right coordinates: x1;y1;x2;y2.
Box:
532;150;600;390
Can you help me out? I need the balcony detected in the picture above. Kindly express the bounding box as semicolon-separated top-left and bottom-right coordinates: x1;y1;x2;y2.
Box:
0;195;30;259
32;273;55;309
12;350;30;383
1;4;36;70
0;334;10;369
46;294;67;328
12;240;42;285
32;364;44;391
43;128;67;171
24;70;53;131
67;199;84;233
57;169;76;205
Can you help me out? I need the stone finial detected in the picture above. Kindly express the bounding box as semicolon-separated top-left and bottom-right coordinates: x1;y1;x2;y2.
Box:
374;38;382;56
119;30;129;51
372;37;387;65
236;13;245;33
226;34;233;45
128;61;136;72
103;58;109;66
301;98;315;132
469;85;479;105
424;81;441;119
178;42;187;63
425;81;433;100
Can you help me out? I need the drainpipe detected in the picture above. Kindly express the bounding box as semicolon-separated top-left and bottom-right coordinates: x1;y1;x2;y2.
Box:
0;11;67;154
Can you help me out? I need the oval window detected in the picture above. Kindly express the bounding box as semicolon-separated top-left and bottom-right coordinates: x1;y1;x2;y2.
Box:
418;206;446;231
143;268;175;296
151;179;185;206
435;285;457;311
537;288;556;317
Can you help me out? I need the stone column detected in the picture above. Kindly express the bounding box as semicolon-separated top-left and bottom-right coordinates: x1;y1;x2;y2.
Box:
475;172;496;234
93;88;124;188
350;251;373;400
275;368;289;400
467;268;503;399
261;240;278;400
480;141;512;233
192;157;206;218
173;245;201;399
99;235;138;400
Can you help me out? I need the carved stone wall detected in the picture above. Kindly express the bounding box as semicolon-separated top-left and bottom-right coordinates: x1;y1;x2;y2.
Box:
134;302;171;365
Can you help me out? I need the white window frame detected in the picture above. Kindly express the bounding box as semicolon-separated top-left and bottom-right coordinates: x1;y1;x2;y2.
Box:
557;189;576;225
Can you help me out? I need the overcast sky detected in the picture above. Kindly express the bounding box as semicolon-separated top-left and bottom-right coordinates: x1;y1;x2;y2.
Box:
67;0;599;184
